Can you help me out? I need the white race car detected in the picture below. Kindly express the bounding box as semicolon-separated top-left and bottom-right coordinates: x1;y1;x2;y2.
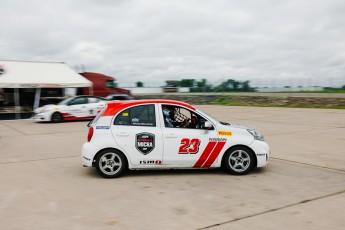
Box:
34;96;105;122
82;99;270;178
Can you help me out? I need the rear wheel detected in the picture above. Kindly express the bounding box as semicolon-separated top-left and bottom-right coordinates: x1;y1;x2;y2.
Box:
95;149;127;178
51;112;62;123
223;147;254;175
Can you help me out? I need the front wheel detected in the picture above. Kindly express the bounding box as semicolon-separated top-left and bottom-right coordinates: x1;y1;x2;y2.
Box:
223;147;255;175
51;112;62;123
95;149;127;178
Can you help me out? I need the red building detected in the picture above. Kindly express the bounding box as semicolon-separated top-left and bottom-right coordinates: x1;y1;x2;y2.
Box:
78;72;131;97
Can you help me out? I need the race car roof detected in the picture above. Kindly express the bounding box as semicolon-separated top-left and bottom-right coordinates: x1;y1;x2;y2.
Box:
102;99;195;117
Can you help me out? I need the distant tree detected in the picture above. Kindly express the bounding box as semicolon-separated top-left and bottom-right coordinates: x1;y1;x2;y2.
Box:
242;81;252;91
214;79;255;92
214;81;229;92
178;79;195;87
136;81;144;87
228;79;240;90
190;79;213;92
197;79;207;88
342;85;345;90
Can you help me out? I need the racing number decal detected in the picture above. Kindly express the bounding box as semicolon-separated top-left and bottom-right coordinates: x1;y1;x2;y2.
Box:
178;138;201;154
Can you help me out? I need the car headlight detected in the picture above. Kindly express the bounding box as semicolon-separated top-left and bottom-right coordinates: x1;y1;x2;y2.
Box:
247;129;265;141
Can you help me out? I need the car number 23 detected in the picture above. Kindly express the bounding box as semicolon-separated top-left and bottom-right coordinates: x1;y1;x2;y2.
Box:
178;138;201;154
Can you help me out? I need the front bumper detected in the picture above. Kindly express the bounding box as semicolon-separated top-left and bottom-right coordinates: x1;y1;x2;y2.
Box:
249;140;270;167
33;112;51;122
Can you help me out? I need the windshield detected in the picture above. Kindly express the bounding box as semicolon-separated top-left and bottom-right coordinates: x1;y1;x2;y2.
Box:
58;97;74;105
196;109;230;125
196;109;219;122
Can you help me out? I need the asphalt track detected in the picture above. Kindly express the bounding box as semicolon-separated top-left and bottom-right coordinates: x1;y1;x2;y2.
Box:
0;106;344;230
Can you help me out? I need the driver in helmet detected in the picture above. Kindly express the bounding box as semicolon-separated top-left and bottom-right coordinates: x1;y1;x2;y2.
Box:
163;106;175;127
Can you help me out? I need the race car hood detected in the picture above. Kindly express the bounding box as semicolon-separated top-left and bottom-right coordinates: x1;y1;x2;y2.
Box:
216;122;255;144
219;121;251;130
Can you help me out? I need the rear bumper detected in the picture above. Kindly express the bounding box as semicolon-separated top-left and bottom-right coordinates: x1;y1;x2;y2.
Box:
81;142;100;167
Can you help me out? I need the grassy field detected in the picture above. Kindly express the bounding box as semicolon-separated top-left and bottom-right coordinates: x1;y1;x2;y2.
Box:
271;89;345;94
213;98;345;109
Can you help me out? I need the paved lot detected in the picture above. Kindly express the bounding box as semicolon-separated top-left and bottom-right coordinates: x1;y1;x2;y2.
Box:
0;106;344;230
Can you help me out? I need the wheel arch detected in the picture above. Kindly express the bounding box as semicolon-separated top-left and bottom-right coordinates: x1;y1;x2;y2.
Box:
92;147;129;168
221;144;257;168
51;111;63;122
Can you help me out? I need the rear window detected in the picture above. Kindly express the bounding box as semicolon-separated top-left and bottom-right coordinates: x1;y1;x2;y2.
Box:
114;104;156;127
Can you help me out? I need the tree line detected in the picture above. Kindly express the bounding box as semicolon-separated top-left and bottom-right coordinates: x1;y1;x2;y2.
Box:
137;79;255;92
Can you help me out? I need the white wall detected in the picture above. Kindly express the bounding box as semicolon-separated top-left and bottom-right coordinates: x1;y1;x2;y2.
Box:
125;87;190;94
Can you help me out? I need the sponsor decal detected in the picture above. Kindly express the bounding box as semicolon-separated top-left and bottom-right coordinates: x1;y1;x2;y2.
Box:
139;160;162;165
0;65;5;76
122;112;129;117
136;132;155;155
132;118;139;123
83;156;91;161
193;139;227;168
256;153;266;156
96;126;110;130
218;131;232;136
209;137;227;142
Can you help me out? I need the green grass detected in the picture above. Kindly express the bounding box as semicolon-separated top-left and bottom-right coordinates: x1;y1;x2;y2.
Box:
212;98;345;109
270;89;345;93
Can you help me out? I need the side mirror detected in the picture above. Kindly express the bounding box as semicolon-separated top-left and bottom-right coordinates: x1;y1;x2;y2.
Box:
204;121;214;130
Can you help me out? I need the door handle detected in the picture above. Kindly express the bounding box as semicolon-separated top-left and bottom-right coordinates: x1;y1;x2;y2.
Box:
165;134;178;138
117;132;129;137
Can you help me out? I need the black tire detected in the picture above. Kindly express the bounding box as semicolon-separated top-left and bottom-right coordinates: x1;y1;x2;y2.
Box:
51;112;63;123
223;146;255;175
95;149;127;178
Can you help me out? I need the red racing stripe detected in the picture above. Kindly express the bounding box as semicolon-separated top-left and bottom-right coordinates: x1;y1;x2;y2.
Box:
64;116;95;121
202;141;226;168
193;141;217;168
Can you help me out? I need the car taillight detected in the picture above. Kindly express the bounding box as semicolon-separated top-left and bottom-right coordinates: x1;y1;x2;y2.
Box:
87;127;94;142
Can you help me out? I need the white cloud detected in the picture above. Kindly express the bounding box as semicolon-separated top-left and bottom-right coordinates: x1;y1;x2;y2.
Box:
1;0;345;87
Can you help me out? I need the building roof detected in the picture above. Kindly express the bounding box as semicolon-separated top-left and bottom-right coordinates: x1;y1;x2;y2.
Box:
0;60;92;88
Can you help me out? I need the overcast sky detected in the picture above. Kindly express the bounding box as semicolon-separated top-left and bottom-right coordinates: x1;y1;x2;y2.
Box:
1;0;345;87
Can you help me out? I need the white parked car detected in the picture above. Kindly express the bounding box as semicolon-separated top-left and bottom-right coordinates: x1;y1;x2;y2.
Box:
82;99;270;178
34;96;105;122
105;94;133;101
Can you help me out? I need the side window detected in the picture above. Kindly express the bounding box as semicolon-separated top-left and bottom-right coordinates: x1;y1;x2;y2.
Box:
88;97;102;103
88;97;97;103
114;109;130;125
114;105;156;127
69;97;87;105
162;105;189;128
162;105;209;129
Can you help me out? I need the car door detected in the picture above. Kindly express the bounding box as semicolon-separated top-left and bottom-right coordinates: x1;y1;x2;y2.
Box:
65;97;88;117
87;97;105;117
111;104;163;166
160;104;221;167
